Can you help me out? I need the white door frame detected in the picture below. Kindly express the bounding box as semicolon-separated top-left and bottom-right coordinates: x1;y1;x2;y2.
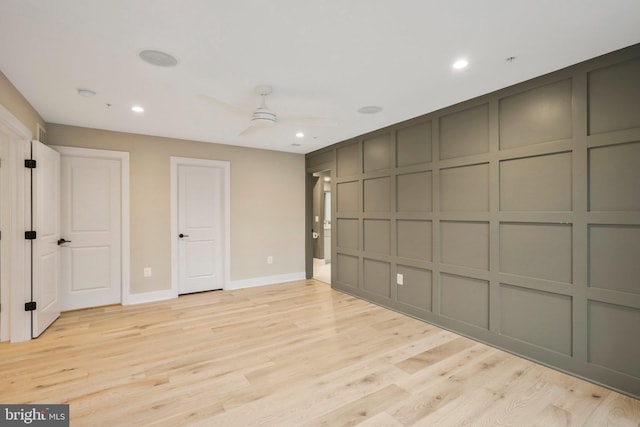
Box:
52;146;131;305
0;104;31;342
170;157;230;296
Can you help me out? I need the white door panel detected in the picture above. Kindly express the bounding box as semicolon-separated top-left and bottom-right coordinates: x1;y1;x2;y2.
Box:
60;155;121;310
31;141;60;338
175;161;227;294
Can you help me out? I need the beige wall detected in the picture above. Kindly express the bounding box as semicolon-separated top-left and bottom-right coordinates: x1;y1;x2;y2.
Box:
0;70;46;137
48;124;305;294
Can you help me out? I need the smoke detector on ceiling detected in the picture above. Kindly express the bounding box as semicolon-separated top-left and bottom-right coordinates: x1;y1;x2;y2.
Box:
138;49;178;67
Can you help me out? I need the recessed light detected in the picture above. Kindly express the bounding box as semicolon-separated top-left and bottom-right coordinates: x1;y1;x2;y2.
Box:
131;105;144;113
453;59;469;70
77;88;96;97
357;105;383;115
296;132;304;138
138;49;178;67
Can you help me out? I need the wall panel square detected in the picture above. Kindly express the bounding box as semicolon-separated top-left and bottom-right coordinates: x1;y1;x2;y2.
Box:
499;79;572;149
336;180;359;212
500;152;572;211
500;284;572;355
364;176;391;212
500;223;572;283
307;150;333;168
336;218;359;250
589;225;640;294
336;142;361;177
397;220;432;261
589;59;640;135
397;171;432;212
440;273;489;329
439;104;490;159
363;259;391;298
397;121;432;167
363;134;391;172
441;221;489;270
397;265;432;311
588;301;640;378
364;219;390;255
440;163;489;212
589;141;640;212
336;253;359;288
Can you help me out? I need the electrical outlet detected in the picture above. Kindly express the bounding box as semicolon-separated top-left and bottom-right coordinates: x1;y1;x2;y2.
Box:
144;267;152;277
267;256;273;264
396;273;403;285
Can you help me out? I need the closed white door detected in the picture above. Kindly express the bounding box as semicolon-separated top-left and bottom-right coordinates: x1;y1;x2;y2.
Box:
59;154;122;310
175;161;227;294
31;141;60;338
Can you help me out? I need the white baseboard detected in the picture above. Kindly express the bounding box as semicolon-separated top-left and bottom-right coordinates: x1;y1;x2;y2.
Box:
121;272;306;304
227;272;306;291
123;288;177;305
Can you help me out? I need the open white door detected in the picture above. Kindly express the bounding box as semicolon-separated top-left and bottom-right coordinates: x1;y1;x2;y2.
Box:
172;157;230;295
30;141;61;338
0;130;10;341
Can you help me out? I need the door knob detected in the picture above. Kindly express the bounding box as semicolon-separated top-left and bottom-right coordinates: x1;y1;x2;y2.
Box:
57;238;71;245
179;233;189;238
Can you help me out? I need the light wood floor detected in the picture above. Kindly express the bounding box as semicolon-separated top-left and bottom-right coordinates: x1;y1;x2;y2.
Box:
1;280;638;426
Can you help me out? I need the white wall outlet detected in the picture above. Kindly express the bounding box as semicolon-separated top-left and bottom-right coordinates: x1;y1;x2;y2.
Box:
267;256;273;264
315;215;319;223
396;273;403;285
144;267;152;277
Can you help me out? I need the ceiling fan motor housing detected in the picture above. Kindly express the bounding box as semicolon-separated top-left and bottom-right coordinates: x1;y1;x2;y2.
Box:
251;107;277;125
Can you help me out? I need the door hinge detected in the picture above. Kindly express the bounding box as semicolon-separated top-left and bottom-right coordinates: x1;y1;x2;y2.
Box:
25;230;37;240
24;159;37;168
25;301;37;311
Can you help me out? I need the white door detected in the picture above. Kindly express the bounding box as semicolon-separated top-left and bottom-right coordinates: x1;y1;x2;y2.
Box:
59;154;122;310
31;141;61;338
173;158;229;294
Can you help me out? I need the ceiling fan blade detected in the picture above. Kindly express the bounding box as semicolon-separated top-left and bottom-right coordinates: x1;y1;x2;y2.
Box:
238;124;263;137
239;119;278;137
278;115;339;127
197;93;246;114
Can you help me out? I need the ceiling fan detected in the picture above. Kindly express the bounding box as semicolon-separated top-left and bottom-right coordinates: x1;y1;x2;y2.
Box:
199;85;338;136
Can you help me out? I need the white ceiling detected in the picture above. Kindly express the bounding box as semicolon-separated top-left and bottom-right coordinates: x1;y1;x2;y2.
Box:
1;1;639;154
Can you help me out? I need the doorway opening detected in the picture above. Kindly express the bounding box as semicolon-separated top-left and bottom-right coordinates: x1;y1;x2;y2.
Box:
311;170;331;284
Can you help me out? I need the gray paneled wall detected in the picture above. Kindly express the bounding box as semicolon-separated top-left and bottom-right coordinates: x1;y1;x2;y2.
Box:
306;44;640;397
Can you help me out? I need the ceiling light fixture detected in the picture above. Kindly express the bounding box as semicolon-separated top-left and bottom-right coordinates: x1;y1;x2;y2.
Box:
453;59;469;69
77;88;96;97
138;49;178;67
296;132;304;138
357;105;383;115
131;105;144;113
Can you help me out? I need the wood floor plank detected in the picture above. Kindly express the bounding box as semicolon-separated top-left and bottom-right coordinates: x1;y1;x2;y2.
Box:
0;279;638;426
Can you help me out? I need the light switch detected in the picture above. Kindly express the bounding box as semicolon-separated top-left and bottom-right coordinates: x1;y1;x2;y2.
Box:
396;273;403;285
